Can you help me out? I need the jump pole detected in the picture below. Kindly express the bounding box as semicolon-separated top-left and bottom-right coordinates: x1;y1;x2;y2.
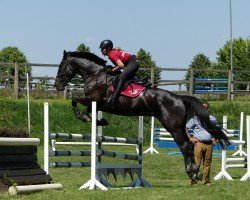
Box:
143;117;159;154
241;116;250;181
79;101;107;190
8;183;63;195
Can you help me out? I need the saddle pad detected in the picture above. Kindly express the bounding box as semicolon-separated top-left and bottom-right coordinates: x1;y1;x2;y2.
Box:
110;83;145;98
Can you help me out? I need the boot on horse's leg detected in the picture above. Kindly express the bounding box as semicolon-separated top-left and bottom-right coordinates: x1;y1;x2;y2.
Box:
182;145;203;182
186;163;203;181
107;94;119;106
106;78;125;109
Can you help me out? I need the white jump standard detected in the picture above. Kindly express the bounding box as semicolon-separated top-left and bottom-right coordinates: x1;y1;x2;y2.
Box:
44;102;151;190
214;115;250;181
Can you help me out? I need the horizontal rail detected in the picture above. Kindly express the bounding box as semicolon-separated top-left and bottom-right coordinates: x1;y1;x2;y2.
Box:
229;140;246;145
96;136;142;145
155;137;175;141
226;164;247;169
97;150;141;161
53;141;138;147
49;150;91;156
226;158;247;162
49;133;91;140
154;132;171;136
50;162;91;168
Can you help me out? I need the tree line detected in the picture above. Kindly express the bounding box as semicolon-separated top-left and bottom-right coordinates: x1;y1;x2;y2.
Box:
0;37;250;88
186;37;250;89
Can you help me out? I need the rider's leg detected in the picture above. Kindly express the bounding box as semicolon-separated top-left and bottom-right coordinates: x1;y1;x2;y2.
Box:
108;60;139;105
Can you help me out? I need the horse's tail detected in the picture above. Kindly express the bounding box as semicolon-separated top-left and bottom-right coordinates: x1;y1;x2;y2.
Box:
181;95;230;149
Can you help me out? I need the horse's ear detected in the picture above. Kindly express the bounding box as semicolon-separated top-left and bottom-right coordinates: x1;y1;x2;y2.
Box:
63;50;67;60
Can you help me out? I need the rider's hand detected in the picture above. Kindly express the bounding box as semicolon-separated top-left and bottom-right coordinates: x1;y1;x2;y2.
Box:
106;65;113;69
105;68;114;75
212;138;218;145
190;137;198;144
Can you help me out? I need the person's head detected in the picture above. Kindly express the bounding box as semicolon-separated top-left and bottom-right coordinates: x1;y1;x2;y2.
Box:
99;39;113;56
203;102;209;110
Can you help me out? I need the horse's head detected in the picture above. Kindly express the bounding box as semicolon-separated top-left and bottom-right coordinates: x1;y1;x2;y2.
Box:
55;50;108;91
54;50;77;91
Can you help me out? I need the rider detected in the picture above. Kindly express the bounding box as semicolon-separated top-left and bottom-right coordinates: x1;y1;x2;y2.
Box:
99;39;140;107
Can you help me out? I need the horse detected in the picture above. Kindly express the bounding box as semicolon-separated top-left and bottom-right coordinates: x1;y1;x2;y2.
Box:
54;50;229;182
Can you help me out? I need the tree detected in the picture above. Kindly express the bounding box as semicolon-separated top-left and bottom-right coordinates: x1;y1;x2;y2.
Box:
216;37;250;89
185;53;213;80
76;43;91;53
136;48;161;83
0;46;30;77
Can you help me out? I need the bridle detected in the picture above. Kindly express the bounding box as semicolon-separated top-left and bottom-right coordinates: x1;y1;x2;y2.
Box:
56;60;75;83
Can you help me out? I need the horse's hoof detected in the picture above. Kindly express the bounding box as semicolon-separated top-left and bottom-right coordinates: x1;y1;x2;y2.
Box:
186;165;191;173
97;118;109;126
191;164;199;171
192;173;197;180
196;172;203;181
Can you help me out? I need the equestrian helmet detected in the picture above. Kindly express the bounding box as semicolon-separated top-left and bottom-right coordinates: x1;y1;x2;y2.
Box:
99;40;113;51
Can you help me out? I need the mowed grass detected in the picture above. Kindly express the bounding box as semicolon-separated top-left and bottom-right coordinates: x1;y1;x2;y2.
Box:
1;146;250;200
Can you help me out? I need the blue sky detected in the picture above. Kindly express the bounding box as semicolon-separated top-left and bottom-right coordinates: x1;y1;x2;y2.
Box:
0;0;249;84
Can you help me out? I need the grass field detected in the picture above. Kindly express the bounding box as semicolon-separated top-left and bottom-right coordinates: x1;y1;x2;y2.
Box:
0;99;250;199
1;145;250;200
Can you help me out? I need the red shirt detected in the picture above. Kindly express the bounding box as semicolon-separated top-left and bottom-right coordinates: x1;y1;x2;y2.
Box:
107;49;132;64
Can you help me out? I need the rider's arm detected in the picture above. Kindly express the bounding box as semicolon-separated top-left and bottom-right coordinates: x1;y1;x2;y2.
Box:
112;59;124;72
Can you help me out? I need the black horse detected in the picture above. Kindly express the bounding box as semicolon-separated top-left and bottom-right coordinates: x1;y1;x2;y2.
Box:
54;50;229;182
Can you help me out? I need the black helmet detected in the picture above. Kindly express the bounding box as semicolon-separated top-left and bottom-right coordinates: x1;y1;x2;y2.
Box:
99;39;113;51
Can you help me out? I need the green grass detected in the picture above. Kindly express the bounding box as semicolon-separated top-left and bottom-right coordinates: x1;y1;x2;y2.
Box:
0;99;250;199
0;98;250;145
1;147;250;199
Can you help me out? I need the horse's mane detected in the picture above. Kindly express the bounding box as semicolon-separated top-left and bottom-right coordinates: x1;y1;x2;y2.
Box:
68;51;107;66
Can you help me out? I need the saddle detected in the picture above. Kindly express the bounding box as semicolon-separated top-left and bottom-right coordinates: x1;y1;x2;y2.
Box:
110;75;151;98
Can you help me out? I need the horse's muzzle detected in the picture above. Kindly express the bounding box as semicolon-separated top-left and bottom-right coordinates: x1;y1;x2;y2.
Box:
54;82;65;91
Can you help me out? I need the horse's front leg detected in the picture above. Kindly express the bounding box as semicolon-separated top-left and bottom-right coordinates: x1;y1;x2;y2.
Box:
72;97;92;122
71;98;109;126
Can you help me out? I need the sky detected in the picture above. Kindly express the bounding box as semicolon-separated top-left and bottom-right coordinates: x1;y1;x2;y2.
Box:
1;0;250;89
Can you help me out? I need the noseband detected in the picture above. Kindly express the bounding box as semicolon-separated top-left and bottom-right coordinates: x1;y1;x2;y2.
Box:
56;60;74;83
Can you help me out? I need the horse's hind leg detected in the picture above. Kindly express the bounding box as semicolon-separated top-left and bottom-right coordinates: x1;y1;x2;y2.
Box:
178;136;203;181
172;129;203;182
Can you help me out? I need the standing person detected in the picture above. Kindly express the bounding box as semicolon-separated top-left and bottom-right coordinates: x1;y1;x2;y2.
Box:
99;39;139;107
186;102;218;186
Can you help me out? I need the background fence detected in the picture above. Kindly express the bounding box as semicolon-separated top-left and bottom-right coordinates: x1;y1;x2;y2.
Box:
0;62;249;100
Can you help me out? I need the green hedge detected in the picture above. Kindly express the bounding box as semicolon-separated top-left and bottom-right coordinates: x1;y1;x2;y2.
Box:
0;99;249;144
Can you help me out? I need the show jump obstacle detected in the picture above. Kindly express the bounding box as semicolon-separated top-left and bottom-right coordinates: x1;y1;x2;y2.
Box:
144;113;245;154
214;115;250;181
44;102;152;190
0;137;62;195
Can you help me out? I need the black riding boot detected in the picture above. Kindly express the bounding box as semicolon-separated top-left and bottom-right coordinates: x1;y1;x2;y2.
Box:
107;84;122;109
107;94;119;108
